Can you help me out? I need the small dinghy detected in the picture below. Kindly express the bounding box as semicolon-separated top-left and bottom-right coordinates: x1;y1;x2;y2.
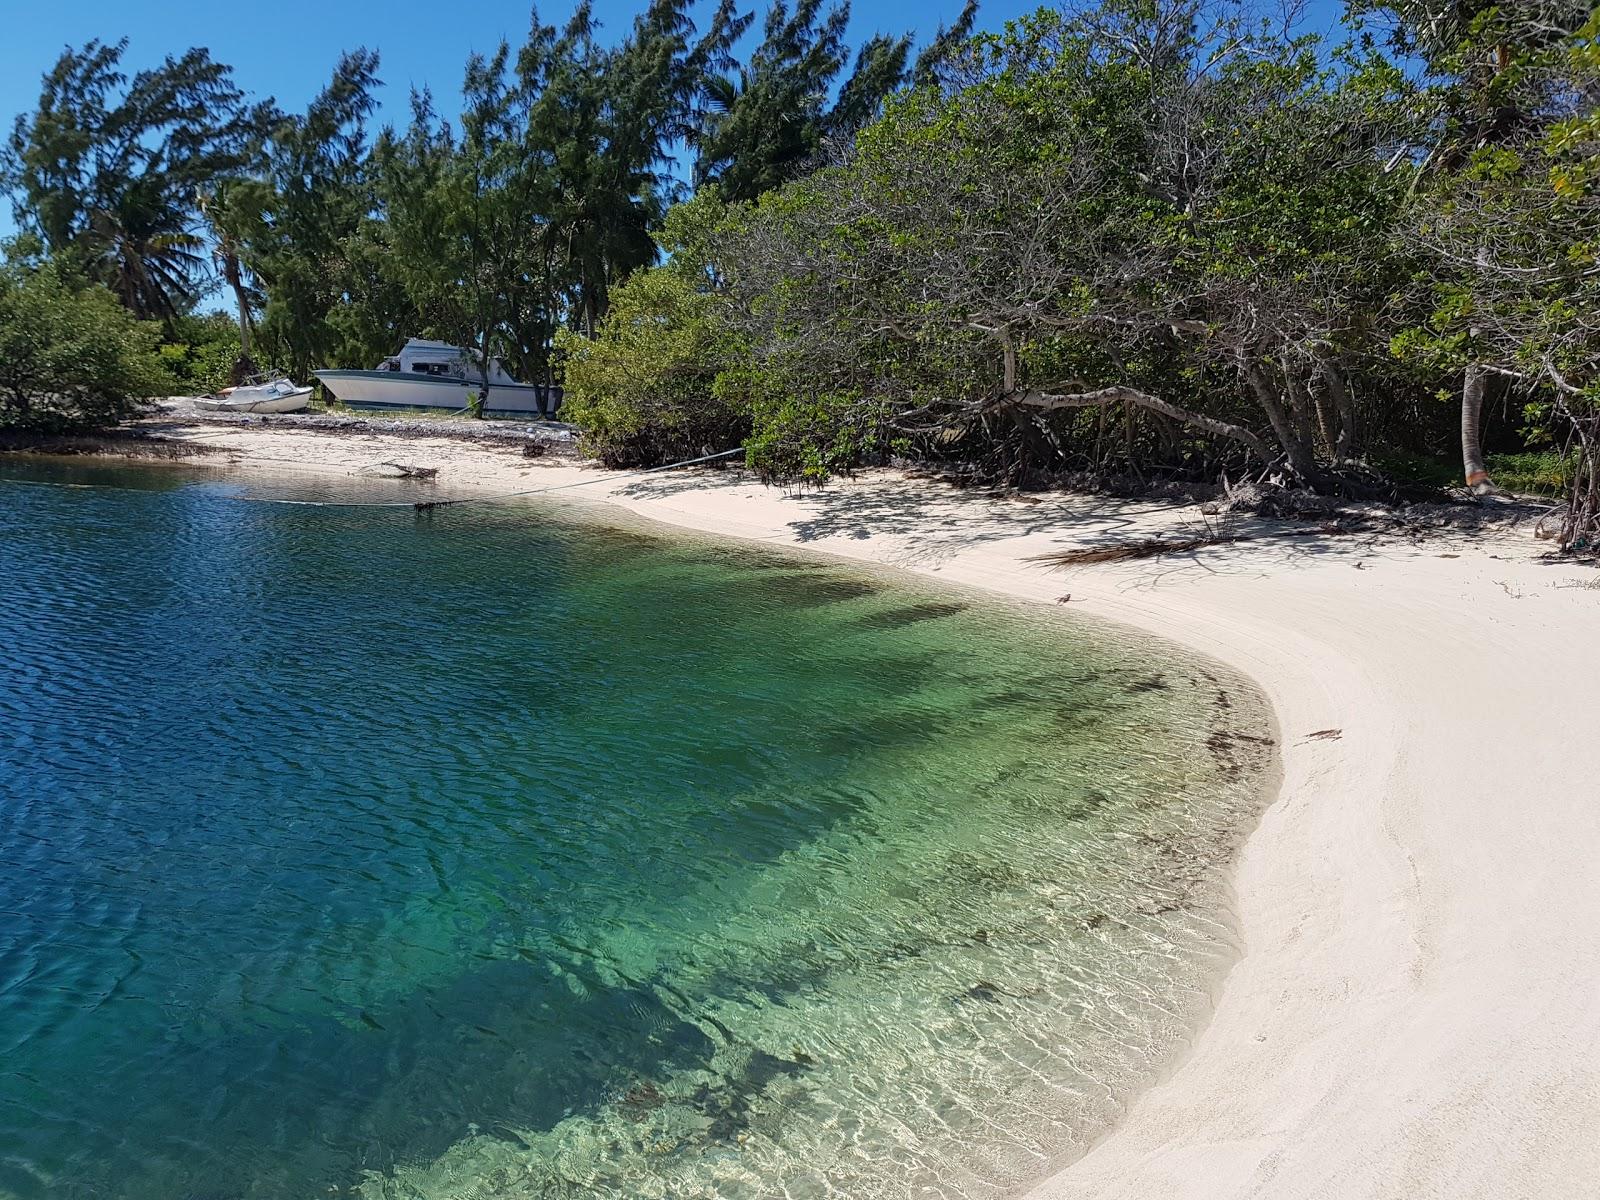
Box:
196;378;313;414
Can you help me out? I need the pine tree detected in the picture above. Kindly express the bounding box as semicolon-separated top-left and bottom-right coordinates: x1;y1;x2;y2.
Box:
690;0;852;202
245;50;383;379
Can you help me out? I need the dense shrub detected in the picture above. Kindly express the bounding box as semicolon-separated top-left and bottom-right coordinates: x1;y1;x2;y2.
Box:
156;311;246;395
0;252;168;433
557;194;751;467
558;269;748;467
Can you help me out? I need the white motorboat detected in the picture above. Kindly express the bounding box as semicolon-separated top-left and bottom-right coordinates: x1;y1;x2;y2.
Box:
195;378;313;414
313;339;560;417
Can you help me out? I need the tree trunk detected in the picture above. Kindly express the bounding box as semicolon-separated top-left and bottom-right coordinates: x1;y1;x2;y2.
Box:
1153;411;1180;458
1462;245;1499;495
475;343;492;420
223;254;257;388
1461;363;1496;494
1006;407;1054;480
1243;365;1320;481
1304;375;1335;459
228;269;251;361
1318;360;1359;462
1282;368;1319;458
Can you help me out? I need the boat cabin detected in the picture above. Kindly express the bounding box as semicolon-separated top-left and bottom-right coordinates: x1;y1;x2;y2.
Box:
376;339;525;387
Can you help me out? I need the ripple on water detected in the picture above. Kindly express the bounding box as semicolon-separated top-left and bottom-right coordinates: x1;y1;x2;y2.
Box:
0;458;1275;1200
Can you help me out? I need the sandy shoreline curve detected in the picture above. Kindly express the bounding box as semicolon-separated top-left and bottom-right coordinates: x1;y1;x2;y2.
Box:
59;424;1600;1197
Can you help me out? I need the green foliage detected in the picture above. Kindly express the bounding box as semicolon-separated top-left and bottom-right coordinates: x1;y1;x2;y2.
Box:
690;0;1433;484
246;50;384;380
0;248;168;432
911;0;978;89
3;5;939;405
740;383;903;482
692;0;918;202
1376;447;1576;497
155;311;244;395
5;0;1594;535
557;266;746;466
1486;450;1578;496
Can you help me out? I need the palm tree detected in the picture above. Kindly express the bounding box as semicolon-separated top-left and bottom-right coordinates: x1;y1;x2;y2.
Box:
84;195;206;322
5;39;268;325
198;182;266;382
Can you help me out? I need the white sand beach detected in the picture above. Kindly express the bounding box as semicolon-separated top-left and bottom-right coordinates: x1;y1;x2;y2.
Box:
155;423;1600;1198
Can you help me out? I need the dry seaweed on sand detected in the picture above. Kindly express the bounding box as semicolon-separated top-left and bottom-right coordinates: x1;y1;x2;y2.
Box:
1029;535;1248;566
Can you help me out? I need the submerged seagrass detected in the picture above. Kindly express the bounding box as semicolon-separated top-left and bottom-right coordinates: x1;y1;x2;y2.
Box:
0;458;1273;1200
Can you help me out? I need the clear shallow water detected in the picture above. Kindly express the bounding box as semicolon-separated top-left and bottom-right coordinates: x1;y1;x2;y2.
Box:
0;457;1273;1200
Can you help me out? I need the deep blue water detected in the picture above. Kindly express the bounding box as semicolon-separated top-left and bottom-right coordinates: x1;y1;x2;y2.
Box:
0;457;1270;1200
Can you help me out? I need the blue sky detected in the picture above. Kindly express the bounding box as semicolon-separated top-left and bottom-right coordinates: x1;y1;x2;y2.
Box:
0;0;973;238
0;0;1351;143
0;0;1348;241
0;0;1033;140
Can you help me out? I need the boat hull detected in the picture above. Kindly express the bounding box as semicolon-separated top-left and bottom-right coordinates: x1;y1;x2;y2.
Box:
194;387;313;414
314;370;560;416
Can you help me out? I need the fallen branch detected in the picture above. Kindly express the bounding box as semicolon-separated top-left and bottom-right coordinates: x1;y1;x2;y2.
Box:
1010;385;1275;463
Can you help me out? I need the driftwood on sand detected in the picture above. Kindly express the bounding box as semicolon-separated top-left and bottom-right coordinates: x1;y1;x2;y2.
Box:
358;461;439;480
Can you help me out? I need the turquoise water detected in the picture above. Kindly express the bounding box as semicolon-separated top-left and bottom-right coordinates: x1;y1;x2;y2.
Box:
0;457;1273;1200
